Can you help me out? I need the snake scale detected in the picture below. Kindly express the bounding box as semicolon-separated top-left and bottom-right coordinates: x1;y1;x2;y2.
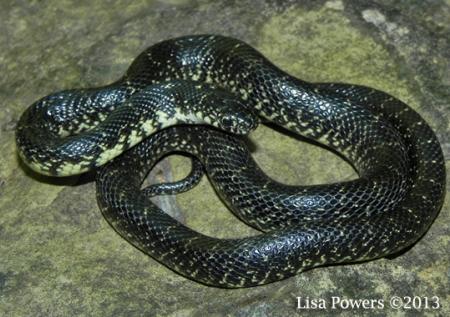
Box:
16;35;445;287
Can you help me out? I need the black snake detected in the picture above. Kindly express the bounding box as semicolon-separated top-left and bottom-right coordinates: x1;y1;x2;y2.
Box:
16;35;446;287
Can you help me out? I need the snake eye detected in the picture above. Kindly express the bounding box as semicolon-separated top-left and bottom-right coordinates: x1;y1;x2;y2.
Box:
220;116;234;130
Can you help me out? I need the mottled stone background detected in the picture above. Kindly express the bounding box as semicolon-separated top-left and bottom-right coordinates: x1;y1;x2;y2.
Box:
0;0;448;316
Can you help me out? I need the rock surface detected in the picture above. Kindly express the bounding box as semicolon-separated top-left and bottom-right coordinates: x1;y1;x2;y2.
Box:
0;1;448;316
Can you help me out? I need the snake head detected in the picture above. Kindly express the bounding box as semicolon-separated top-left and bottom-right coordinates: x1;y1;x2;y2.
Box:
218;112;258;135
205;89;259;135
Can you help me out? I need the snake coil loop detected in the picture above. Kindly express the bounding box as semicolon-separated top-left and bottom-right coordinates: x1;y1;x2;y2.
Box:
16;35;445;287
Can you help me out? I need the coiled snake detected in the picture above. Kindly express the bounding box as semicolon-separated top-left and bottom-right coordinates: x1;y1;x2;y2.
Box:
16;35;445;287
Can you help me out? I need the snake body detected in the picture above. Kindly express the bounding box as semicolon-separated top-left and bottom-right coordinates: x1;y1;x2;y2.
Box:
16;80;257;175
16;35;445;287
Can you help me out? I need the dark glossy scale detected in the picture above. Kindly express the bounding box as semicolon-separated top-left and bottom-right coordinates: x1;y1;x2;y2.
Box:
16;80;257;175
16;34;445;287
93;36;445;287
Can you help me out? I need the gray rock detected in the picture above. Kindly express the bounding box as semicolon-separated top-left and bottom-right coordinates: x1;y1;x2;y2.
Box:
0;1;448;316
